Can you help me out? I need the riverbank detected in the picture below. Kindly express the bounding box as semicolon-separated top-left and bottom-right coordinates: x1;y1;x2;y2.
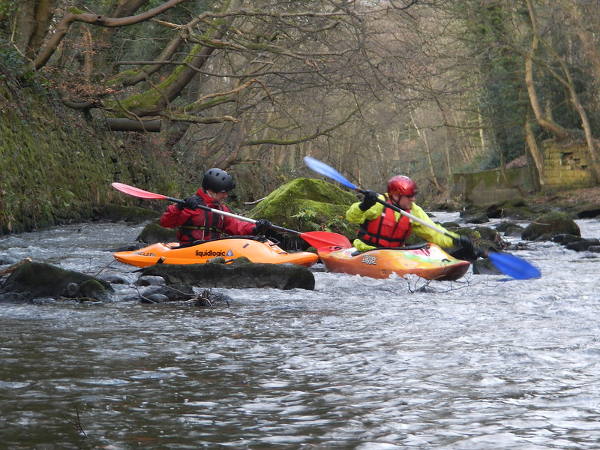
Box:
530;185;600;211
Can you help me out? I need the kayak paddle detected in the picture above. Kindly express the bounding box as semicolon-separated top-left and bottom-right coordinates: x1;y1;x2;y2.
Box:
111;182;351;249
303;156;541;280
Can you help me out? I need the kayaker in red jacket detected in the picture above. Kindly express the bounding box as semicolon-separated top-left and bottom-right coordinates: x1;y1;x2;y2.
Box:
346;175;478;260
160;168;272;243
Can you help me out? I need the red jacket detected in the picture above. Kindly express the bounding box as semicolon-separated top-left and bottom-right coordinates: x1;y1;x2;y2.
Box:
159;188;255;243
358;205;412;248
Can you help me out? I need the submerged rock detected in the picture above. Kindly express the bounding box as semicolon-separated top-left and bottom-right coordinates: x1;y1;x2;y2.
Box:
140;258;315;290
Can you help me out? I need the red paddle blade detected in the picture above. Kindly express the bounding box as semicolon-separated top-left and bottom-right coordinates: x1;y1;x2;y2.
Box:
300;231;351;249
112;182;169;200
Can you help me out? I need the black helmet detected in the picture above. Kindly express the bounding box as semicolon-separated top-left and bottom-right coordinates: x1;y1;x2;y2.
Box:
202;168;236;192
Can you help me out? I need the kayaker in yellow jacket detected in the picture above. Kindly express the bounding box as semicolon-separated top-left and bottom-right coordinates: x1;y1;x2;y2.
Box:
346;175;477;260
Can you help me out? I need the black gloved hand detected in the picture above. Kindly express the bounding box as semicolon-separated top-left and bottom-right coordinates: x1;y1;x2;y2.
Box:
178;195;202;210
455;235;480;260
253;219;272;235
359;190;379;211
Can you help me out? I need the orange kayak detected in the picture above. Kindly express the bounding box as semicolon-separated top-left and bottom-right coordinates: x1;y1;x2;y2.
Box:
114;238;319;268
318;243;470;281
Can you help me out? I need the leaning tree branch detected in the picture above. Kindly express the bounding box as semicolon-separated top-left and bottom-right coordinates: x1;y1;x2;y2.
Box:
160;113;239;124
32;0;187;71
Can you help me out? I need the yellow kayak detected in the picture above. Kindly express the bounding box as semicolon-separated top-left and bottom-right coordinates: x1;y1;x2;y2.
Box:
317;243;470;280
114;238;319;268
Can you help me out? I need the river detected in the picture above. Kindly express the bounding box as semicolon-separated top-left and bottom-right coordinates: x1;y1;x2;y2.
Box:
0;214;599;448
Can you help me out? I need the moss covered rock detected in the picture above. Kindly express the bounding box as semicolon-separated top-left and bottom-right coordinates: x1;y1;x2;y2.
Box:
248;178;357;237
522;211;580;241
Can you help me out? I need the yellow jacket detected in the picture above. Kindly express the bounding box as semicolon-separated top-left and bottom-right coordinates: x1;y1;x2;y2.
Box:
346;194;458;252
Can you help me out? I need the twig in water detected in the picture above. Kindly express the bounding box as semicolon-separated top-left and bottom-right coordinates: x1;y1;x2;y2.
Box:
69;404;87;439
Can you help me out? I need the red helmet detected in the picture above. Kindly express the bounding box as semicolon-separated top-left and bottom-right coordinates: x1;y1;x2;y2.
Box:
387;175;417;197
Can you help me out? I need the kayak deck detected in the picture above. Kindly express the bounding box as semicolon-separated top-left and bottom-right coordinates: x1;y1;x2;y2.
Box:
318;243;470;281
114;238;319;268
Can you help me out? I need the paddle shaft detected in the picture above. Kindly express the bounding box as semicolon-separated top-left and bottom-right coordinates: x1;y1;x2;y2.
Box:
367;194;489;256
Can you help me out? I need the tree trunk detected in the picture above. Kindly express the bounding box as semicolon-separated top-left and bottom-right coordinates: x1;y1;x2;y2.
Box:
14;0;58;60
524;0;570;140
409;111;442;194
524;117;544;187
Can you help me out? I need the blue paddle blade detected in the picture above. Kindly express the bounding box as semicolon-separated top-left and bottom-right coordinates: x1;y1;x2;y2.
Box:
304;156;358;191
488;251;541;280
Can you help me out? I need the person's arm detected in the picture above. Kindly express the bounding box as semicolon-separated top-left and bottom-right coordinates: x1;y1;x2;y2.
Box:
346;199;384;224
159;204;193;228
221;210;256;236
408;203;457;249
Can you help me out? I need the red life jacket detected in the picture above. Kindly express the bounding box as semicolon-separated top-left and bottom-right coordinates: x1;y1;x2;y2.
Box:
358;204;412;248
177;194;226;243
159;189;255;243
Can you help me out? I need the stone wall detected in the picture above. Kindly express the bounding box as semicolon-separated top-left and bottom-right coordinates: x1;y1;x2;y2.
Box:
452;167;536;205
541;140;594;189
452;139;595;206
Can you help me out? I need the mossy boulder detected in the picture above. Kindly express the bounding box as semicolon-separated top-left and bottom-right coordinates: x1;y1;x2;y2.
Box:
137;222;177;244
0;261;113;302
522;211;580;241
248;178;357;238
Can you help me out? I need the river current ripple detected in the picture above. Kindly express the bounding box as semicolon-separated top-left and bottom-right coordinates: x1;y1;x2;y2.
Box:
0;214;599;448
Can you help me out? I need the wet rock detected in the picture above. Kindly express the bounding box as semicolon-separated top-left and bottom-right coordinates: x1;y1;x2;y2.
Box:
462;214;489;224
551;234;582;245
137;222;177;244
565;238;600;252
98;273;130;284
473;226;505;247
441;221;461;228
140;258;315;290
0;261;113;303
136;275;166;286
522;212;580;241
495;222;524;237
575;208;600;219
143;293;170;304
462;201;540;221
194;289;233;307
139;284;195;302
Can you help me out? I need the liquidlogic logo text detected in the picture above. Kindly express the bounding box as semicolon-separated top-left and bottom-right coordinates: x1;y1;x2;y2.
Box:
196;250;226;257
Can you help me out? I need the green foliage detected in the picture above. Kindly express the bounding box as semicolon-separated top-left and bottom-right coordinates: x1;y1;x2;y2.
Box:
0;39;26;74
458;1;528;168
0;0;17;35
